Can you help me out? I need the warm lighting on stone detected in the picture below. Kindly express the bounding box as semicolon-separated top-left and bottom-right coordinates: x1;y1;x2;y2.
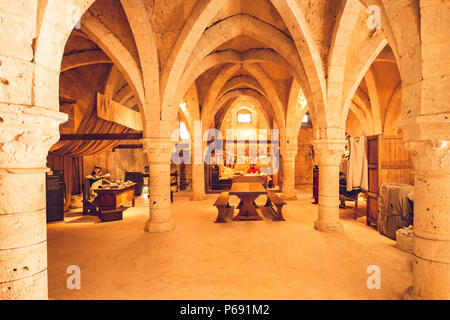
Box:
0;0;448;302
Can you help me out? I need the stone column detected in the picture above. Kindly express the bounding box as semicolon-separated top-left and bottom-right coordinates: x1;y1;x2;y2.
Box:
280;147;298;200
0;104;67;300
143;138;176;233
312;140;346;233
190;142;206;201
400;115;450;300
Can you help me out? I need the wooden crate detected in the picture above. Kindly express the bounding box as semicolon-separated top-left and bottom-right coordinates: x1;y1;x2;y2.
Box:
366;135;413;226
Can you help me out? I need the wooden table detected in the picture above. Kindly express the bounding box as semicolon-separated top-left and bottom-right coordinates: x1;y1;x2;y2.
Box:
93;184;136;221
232;175;268;188
229;182;267;221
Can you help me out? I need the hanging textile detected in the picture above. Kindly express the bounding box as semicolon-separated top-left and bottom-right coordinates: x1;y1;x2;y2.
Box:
48;91;139;207
347;137;368;192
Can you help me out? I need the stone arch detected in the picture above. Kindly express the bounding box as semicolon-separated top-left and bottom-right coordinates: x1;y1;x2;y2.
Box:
364;67;383;134
160;0;229;121
81;11;146;119
285;80;309;147
180;83;202;137
358;0;422;118
60;50;111;72
200;63;286;136
378;0;421;90
326;0;363;126
176;109;192;138
202;64;242;118
104;65;123;99
119;0;160;121
270;0;327;129
175;49;315;131
163;13;303;123
383;81;402;135
349;101;371;134
218;76;266;99
219;101;271;133
352;88;374;134
114;83;131;104
35;0;160;124
243;63;286;131
177;49;303;105
34;0;97;110
119;91;135;106
203;89;273;133
341;31;387;127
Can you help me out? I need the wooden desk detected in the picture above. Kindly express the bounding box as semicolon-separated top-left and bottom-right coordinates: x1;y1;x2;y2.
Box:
229;182;267;221
93;184;136;221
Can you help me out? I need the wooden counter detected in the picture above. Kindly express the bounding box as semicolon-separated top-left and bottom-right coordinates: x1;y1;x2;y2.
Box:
93;184;136;222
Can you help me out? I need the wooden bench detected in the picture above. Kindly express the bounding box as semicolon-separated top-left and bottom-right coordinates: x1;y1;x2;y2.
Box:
214;192;234;223
264;191;287;221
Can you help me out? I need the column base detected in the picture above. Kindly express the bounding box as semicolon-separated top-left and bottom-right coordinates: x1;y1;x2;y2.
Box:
314;219;344;233
144;219;175;233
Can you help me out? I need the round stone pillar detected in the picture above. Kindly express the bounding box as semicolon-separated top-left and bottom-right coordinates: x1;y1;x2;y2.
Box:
312;140;346;233
280;147;298;200
0;104;67;300
143;138;176;233
190;164;206;201
399;114;450;299
190;143;206;201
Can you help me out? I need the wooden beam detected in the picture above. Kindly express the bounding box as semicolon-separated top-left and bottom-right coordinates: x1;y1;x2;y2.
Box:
211;139;280;144
59;133;143;141
112;144;144;151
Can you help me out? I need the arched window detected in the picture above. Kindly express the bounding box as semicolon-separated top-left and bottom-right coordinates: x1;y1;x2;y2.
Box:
237;112;251;123
179;121;190;140
301;113;312;128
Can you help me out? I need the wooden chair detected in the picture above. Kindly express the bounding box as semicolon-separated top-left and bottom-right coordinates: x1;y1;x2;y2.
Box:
265;191;287;221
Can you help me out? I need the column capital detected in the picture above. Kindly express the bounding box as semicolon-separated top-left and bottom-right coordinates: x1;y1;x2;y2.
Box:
403;140;450;176
279;146;298;159
314;127;346;141
144;120;177;138
398;113;450;175
143;138;176;164
398;113;450;142
0;104;68;169
312;139;346;166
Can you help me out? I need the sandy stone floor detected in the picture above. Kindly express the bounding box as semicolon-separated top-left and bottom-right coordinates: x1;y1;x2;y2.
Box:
47;186;413;300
